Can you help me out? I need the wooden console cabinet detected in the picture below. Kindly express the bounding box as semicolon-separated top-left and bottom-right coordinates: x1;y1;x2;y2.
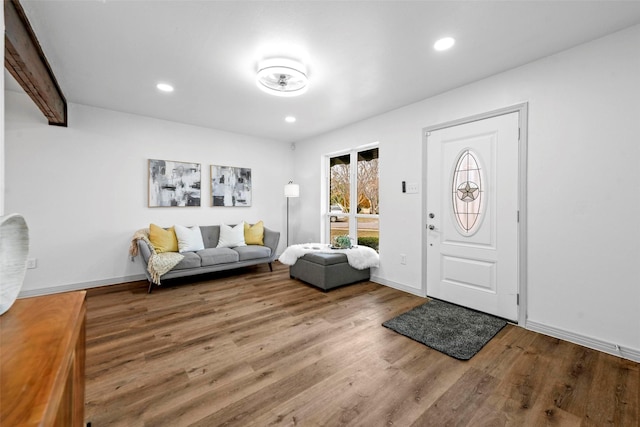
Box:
1;291;86;426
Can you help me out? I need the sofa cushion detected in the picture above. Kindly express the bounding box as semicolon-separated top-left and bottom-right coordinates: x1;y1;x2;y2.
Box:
172;252;202;270
174;225;205;253
200;225;220;249
234;245;272;261
217;223;246;248
149;224;178;253
198;247;240;266
244;221;264;245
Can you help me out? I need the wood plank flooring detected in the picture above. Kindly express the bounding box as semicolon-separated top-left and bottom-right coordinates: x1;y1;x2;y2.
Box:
84;262;639;426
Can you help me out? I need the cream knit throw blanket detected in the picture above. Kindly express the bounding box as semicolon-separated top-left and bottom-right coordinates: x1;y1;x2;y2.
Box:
278;244;379;270
129;228;184;285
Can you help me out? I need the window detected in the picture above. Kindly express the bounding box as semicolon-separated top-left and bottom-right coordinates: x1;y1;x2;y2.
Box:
327;145;379;250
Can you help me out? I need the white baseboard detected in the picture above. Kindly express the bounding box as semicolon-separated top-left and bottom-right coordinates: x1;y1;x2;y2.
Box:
17;274;147;298
526;320;640;363
370;275;426;298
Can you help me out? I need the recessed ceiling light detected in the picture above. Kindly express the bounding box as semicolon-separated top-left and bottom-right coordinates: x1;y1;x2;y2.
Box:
156;83;174;92
434;37;455;51
285;116;297;123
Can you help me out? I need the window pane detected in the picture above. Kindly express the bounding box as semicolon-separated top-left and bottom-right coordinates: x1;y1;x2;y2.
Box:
330;154;351;213
357;217;379;251
357;148;379;214
330;216;350;243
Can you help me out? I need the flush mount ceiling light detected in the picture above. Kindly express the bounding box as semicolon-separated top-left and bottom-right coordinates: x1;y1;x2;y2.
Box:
434;37;456;51
285;116;297;123
256;58;308;97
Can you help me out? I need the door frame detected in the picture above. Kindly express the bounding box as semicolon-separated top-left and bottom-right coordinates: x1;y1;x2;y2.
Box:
422;103;528;326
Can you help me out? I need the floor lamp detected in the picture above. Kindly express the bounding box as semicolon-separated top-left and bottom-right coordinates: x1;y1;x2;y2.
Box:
284;181;300;246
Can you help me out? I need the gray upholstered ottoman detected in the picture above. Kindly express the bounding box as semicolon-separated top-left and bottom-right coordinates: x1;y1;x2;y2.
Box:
289;252;370;291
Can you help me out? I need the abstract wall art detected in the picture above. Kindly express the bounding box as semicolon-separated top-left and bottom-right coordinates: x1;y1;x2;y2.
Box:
148;159;201;207
211;165;252;207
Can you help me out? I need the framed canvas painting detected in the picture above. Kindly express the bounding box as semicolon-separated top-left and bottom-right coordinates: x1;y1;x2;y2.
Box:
148;159;201;207
211;165;252;207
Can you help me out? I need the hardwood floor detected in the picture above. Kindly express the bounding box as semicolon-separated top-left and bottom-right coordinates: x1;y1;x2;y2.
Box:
84;262;638;426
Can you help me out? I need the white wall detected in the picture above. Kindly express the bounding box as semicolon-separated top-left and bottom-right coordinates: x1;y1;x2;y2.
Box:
293;25;640;357
5;94;293;294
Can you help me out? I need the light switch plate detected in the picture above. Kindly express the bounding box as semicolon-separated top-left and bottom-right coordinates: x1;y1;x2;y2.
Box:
406;182;419;194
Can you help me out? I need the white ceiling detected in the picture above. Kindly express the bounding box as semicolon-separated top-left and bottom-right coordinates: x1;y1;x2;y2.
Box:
9;1;640;143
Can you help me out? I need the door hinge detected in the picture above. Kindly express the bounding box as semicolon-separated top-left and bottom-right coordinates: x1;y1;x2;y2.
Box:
517;294;520;305
518;127;521;141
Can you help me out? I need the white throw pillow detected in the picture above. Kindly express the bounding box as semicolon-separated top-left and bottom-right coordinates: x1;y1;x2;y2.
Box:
217;222;246;248
174;225;205;253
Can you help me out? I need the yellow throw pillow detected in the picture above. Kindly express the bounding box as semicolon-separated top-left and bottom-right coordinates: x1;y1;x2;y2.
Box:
244;221;264;245
149;224;178;253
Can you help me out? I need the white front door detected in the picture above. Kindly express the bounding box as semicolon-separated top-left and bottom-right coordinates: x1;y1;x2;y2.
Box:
426;112;519;321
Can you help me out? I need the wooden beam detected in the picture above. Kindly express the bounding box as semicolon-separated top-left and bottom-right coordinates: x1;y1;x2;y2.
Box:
4;0;67;126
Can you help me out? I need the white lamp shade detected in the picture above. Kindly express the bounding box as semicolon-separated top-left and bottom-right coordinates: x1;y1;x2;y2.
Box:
284;183;300;198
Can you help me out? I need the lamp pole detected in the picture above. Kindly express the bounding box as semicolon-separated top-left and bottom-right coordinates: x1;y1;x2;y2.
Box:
286;196;291;247
284;181;300;247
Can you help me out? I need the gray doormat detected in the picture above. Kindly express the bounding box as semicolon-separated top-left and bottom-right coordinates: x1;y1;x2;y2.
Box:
382;299;507;360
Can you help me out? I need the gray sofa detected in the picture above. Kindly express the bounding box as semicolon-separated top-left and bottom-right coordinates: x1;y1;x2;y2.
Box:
137;225;280;292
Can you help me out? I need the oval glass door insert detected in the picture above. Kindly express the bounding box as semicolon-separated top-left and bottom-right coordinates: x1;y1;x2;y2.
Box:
452;149;485;234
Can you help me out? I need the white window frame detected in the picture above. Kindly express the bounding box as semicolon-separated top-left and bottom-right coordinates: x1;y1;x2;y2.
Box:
323;142;379;244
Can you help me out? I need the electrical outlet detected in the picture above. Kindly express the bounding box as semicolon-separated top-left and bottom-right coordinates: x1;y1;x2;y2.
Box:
400;254;407;265
27;258;37;269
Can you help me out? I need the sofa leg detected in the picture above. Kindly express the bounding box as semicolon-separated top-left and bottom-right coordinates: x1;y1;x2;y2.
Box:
147;281;154;294
268;262;273;272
